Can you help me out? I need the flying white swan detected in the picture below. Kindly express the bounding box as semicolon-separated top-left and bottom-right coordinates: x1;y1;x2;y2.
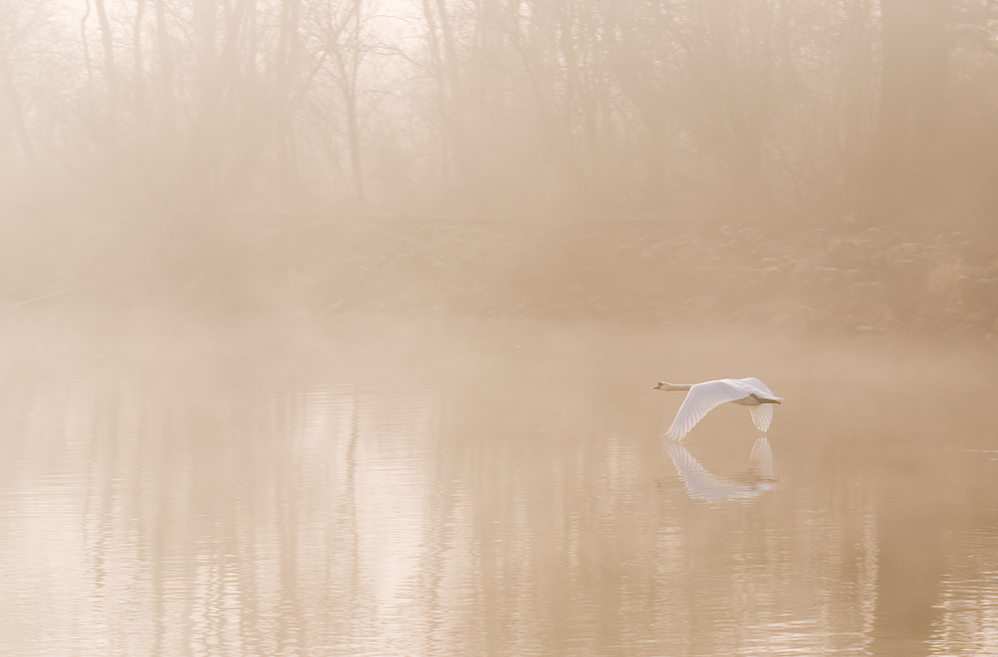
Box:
666;437;776;502
654;378;782;440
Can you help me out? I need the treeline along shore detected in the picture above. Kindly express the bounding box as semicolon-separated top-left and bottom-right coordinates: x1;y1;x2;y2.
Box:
4;213;996;343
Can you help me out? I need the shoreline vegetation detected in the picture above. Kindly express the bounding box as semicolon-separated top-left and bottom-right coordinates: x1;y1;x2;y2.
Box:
2;213;996;346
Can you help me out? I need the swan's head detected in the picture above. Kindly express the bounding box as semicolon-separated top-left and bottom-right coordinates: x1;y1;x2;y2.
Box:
654;382;685;391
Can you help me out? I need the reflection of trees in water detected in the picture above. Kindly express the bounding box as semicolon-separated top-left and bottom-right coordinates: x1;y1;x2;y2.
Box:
931;530;998;656
0;381;447;656
0;380;995;656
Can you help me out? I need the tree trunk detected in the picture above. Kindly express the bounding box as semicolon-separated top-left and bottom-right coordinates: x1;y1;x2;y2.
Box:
0;47;37;174
869;0;949;221
93;0;119;135
153;0;175;135
344;76;366;212
133;0;147;120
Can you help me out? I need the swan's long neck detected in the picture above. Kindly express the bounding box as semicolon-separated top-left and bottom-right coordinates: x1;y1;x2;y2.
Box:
656;382;692;392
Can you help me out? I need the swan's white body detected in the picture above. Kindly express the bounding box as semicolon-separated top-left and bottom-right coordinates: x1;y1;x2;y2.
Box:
667;437;776;502
654;377;782;440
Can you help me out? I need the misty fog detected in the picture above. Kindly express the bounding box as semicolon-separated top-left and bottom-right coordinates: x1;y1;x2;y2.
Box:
1;0;997;334
1;1;998;656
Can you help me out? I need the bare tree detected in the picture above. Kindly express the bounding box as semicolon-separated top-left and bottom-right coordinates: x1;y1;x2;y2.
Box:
0;2;38;174
870;0;950;219
2;0;997;221
301;0;380;210
0;0;67;180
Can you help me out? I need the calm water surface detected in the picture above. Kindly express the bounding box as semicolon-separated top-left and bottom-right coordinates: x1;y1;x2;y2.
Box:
0;325;996;657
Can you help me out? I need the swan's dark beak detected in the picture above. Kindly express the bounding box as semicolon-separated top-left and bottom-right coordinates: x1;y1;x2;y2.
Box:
653;382;663;390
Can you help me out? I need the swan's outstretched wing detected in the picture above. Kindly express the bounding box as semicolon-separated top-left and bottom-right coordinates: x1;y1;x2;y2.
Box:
665;380;750;440
748;437;774;479
749;404;774;432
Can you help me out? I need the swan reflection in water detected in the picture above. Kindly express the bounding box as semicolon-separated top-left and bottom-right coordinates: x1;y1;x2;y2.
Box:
666;437;777;502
